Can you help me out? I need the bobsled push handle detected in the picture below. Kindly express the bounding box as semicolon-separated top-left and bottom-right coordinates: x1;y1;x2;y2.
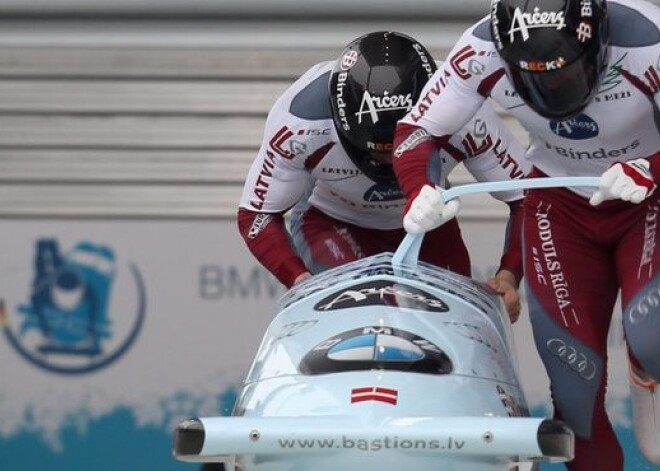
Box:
174;415;575;463
391;176;600;273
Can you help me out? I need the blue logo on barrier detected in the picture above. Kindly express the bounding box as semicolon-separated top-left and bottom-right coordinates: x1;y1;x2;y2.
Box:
1;238;146;374
549;114;599;140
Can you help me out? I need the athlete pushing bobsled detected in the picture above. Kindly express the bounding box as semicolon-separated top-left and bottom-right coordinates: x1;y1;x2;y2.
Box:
392;1;660;468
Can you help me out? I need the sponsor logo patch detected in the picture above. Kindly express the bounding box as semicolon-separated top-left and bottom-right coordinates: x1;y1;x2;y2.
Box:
315;280;449;312
394;128;430;158
508;7;566;42
341;50;358;71
248;213;273;239
549;113;599;140
363;184;404;202
355;91;413;124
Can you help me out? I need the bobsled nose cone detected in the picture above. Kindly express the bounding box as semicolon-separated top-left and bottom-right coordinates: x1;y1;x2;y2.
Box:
174;418;205;456
537;419;575;461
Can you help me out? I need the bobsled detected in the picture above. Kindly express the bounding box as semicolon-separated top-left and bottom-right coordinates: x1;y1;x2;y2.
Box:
173;178;596;471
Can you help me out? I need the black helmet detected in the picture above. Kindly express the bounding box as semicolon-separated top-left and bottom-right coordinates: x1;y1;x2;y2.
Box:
329;31;436;184
491;0;609;120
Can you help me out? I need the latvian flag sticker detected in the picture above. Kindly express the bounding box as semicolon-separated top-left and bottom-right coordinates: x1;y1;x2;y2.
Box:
351;387;398;405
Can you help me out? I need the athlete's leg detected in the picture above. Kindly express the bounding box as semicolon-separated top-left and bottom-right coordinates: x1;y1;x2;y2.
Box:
293;205;470;276
292;206;403;273
616;197;660;463
292;207;366;273
523;189;622;471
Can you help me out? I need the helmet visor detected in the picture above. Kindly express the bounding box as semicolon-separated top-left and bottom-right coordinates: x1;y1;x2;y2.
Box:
508;52;600;120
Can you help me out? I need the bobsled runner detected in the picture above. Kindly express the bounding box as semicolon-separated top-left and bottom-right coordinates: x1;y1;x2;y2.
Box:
173;177;598;471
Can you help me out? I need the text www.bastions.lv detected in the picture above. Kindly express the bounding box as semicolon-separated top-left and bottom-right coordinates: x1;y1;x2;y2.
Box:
277;435;466;451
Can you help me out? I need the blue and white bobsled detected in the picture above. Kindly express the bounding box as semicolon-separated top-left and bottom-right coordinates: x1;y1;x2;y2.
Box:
172;253;574;469
174;178;595;471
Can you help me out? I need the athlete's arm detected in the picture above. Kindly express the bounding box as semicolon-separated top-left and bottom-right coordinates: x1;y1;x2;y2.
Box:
595;38;660;202
393;22;502;198
487;267;521;323
237;208;309;288
497;199;525;284
237;82;319;287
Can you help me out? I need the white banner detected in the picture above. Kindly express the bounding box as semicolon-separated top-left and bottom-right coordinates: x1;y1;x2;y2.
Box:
0;220;284;470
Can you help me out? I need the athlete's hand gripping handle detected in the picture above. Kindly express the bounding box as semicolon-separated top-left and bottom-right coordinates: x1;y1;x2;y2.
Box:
590;159;656;206
403;184;461;234
393;176;600;274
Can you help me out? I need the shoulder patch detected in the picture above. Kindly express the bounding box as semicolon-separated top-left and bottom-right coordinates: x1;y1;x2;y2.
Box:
609;2;660;47
472;17;493;42
289;71;333;120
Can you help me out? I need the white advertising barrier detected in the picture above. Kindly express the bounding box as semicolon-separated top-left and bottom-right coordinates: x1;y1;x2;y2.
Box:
0;216;652;470
0;220;285;470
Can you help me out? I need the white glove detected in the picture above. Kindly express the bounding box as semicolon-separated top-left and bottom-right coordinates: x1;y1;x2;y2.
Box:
403;184;461;234
590;159;656;206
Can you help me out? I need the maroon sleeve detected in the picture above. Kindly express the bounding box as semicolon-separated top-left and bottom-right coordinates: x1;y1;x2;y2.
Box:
497;199;524;284
392;122;449;198
647;149;660;182
237;208;309;289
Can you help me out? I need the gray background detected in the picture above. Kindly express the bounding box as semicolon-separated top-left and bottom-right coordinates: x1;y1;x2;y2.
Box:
0;0;657;218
